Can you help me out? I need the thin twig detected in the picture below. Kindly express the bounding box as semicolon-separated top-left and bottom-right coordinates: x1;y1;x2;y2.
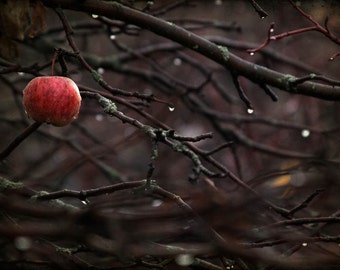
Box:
231;73;253;110
248;0;268;18
0;122;42;161
36;180;146;201
288;188;326;216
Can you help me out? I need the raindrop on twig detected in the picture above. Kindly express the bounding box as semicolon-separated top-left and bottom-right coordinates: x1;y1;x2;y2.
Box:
247;108;254;114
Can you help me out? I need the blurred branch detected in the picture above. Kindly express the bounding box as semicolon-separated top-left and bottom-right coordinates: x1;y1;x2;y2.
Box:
0;121;42;161
188;94;318;159
288;188;326;216
270;216;340;227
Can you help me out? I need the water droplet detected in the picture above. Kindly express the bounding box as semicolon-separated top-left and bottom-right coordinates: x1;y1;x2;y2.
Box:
81;200;89;205
173;57;182;66
175;254;194;266
261;16;266;19
17;72;25;76
215;0;223;5
169;107;175;112
249;52;255;56
91;14;99;19
151;199;162;207
14;237;32;251
109;34;116;40
302;242;308;247
301;129;310;138
144;88;152;95
270;28;274;33
329;57;334;61
247;108;254;114
95;114;104;121
97;67;105;74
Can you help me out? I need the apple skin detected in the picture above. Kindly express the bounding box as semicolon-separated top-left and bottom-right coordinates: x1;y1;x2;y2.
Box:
23;76;81;127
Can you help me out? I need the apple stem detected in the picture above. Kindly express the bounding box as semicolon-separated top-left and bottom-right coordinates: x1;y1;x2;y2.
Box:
51;51;58;76
0;122;42;161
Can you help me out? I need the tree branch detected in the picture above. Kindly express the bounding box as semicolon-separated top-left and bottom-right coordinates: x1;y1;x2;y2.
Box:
42;0;340;101
0;122;42;161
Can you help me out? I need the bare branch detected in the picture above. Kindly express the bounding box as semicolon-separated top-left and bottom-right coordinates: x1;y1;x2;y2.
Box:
42;0;340;100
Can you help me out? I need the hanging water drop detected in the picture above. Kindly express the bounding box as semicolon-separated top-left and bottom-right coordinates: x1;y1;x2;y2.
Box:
169;106;175;112
81;200;89;205
301;129;310;138
249;52;255;56
109;34;116;40
91;14;99;19
302;242;308;247
247;108;254;114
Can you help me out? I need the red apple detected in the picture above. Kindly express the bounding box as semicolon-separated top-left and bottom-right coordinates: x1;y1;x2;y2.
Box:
23;76;81;127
